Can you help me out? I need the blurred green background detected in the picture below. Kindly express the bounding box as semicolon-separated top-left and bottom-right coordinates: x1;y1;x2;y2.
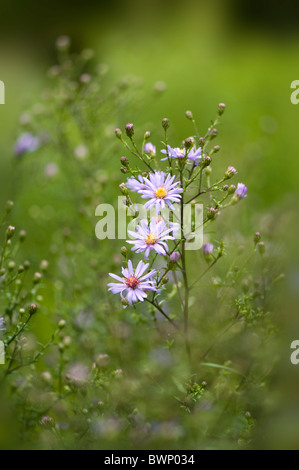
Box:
1;0;299;449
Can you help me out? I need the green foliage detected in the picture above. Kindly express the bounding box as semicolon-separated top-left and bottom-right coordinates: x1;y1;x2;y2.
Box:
0;41;283;451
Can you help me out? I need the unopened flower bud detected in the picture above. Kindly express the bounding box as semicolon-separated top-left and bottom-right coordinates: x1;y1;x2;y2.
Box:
210;128;218;138
121;298;129;307
169;252;180;263
207;207;217;220
161;276;169;285
41;372;52;383
162;118;169;131
203;156;212;167
120;156;129;166
119;183;128;195
29;303;38;315
228;184;236;194
121;246;127;257
8;261;16;271
5;200;14;214
198;137;205;146
6;225;15;240
213;145;220;153
218;103;226;116
19;230;27;242
222;185;229;191
120;166;128;174
115;128;122;139
33;272;42;284
258;241;265;255
254;232;261;245
40;260;49;272
144;131;151;139
185;110;193;120
58;319;66;329
224;166;237;179
184;137;194;150
24;260;30;270
18;265;25;274
125;123;134;138
58;342;65;353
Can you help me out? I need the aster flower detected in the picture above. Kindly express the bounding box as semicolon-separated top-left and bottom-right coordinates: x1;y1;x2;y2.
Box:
14;132;40;157
131;171;182;214
127;218;175;259
161;145;202;166
108;260;159;306
234;183;248;200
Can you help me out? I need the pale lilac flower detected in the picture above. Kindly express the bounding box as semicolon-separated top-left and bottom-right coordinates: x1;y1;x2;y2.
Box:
144;142;156;157
203;243;214;262
131;171;182;213
14;133;40;157
126;175;146;192
108;260;159;306
127;218;174;259
234;183;248;199
161;145;202;166
169;252;180;263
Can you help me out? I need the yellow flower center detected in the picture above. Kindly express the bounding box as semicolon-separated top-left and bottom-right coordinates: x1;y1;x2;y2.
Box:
155;186;168;199
126;275;139;289
145;233;158;245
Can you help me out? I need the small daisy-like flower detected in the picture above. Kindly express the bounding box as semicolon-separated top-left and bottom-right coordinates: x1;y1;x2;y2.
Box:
14;133;40;157
234;183;247;199
132;171;182;213
108;260;159;306
161;145;202;166
127;218;175;259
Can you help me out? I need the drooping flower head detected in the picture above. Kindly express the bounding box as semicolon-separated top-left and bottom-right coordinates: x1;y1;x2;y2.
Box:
127;218;175;259
108;260;159;306
161;145;202;166
14;133;40;157
129;171;182;214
